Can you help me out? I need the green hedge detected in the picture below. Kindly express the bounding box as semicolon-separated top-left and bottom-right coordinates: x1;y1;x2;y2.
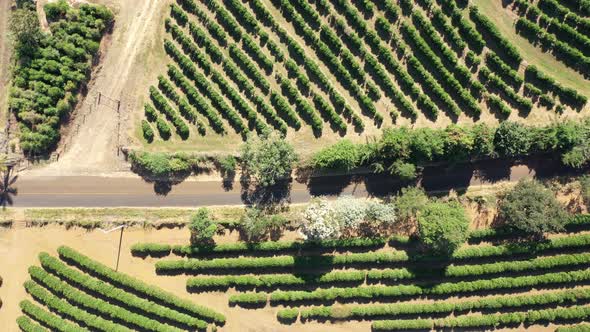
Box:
556;324;590;332
133;237;387;257
155;251;409;274
39;253;206;329
24;280;129;332
228;292;268;306
20;300;85;332
29;265;183;332
57;246;225;324
289;287;590;322
16;316;49;332
372;304;590;330
266;268;590;306
187;270;366;290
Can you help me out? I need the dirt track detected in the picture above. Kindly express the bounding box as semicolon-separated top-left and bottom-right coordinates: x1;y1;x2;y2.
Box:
0;0;12;129
26;0;168;176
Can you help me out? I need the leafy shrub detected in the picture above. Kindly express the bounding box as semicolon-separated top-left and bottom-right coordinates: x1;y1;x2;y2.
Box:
241;132;298;187
499;180;567;237
141;120;154;142
417;201;469;256
189;208;217;245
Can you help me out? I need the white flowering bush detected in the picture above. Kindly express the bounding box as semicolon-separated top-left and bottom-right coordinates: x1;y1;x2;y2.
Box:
366;201;397;226
301;198;340;240
301;197;397;239
332;196;368;230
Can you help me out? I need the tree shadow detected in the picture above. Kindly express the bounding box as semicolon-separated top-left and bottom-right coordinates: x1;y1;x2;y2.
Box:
240;177;292;211
0;167;18;208
306;174;356;196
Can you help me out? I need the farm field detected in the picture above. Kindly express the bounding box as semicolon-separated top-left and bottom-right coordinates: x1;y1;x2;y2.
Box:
128;214;590;332
135;0;590;156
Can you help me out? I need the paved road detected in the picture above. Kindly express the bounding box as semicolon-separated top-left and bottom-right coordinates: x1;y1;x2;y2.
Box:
10;158;559;207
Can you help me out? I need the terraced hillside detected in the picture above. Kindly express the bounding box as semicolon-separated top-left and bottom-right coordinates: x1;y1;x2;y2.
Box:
138;0;589;153
16;246;225;332
133;215;590;331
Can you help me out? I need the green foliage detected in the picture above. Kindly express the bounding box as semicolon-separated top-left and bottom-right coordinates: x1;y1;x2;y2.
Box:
417;201;469;256
57;246;225;324
128;151;196;178
217;155;237;176
241;132;297;186
493;121;532;157
141;120;154;142
581;176;590;207
240;208;287;242
8;6;42;56
394;187;429;224
189;208;216;245
499;180;567;237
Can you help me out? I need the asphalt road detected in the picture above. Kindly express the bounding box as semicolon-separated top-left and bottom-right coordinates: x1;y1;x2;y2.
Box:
10;158;557;207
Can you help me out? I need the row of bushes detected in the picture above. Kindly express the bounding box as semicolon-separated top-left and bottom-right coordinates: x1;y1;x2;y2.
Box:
16;316;47;332
56;246;226;324
265;268;590;306
277;0;380;120
164;41;247;134
20;300;82;332
485;52;524;90
177;0;228;45
149;86;190;139
270;92;302;129
285;287;590;322
154;251;409;274
252;1;365;129
469;6;522;65
439;0;486;53
24;280;128;332
187;270;366;290
29;265;185;332
537;0;590;37
480;69;533;112
402;20;480;115
166;65;225;133
525;65;587;108
132;237;387;257
431;8;466;52
228;44;270;94
38;253;206;329
278;75;323;133
157;75;199;123
372;304;590;330
154;234;590;274
516;17;590;77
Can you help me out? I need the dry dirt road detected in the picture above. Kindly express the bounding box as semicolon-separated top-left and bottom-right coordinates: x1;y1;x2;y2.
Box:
25;0;168;176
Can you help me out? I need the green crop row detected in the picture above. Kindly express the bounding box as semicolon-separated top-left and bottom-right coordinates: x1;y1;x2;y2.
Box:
155;250;409;274
39;253;206;329
16;316;49;332
57;246;225;324
469;6;522;64
29;266;183;332
265;268;590;306
439;0;485;53
167;64;226;134
525;65;587;108
133;237;387;257
228;292;268;306
286;287;590;323
149;86;190;139
187;270;366;290
372;304;590;330
556;324;590;332
20;300;85;332
24;280;129;332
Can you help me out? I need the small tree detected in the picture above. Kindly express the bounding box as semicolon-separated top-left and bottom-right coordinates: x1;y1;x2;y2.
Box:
9;7;43;57
241;132;298;187
494;122;532;157
498;180;567;237
189;208;216;245
241;208;287;242
395;187;429;225
417;201;469;256
301;198;340;240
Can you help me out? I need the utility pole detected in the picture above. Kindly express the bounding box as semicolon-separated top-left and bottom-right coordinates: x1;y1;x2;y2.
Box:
98;225;126;271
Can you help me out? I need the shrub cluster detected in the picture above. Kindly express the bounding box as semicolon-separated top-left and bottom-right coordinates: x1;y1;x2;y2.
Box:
485;52;524;89
278;76;323;133
10;3;112;154
149;86;190;139
16;316;47;332
440;0;485;53
57;246;226;324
